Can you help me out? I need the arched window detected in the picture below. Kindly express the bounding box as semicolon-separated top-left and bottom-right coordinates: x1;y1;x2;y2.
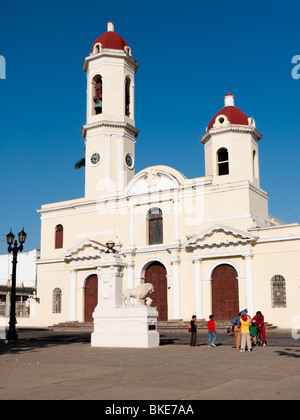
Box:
253;150;259;179
52;288;62;313
55;224;63;249
148;208;163;245
125;77;130;117
217;148;229;176
271;275;287;308
92;75;102;115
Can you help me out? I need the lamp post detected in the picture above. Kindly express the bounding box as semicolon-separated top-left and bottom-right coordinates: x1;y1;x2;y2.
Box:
6;228;27;341
105;240;116;253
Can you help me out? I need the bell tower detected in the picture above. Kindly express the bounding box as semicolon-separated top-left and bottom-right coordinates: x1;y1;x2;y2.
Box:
200;93;262;188
81;21;139;198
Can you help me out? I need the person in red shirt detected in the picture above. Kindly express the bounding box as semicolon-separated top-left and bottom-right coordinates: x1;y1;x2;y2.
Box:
207;315;218;347
252;311;267;346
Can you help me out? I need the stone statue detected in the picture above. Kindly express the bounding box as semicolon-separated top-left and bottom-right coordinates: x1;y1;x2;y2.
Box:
122;283;154;306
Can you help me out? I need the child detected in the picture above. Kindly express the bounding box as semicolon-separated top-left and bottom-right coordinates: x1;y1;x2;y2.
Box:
250;321;258;345
207;315;217;347
240;314;252;352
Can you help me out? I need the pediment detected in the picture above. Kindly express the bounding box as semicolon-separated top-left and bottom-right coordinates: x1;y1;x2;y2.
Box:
64;240;107;262
186;225;257;249
126;165;186;196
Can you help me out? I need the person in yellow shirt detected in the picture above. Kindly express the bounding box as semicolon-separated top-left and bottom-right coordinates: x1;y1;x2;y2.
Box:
240;314;252;352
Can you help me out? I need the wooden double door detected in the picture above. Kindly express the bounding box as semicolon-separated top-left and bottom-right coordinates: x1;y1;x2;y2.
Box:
84;263;168;322
145;262;168;321
212;264;239;320
84;274;98;322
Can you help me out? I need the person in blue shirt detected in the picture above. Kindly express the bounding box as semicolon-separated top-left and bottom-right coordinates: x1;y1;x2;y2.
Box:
189;315;197;347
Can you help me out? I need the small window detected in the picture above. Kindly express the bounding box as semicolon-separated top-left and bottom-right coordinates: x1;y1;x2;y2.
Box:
148;208;163;245
93;76;102;115
125;78;130;117
52;288;62;313
253;150;259;179
271;275;287;308
217;148;229;176
55;225;63;249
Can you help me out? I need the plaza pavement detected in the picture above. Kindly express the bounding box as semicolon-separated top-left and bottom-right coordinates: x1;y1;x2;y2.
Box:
0;328;300;401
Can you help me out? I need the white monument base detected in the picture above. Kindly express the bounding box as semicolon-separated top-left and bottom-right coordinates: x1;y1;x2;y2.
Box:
91;306;159;348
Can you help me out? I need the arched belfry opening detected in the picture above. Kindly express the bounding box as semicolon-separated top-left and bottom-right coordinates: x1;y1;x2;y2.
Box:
92;75;103;115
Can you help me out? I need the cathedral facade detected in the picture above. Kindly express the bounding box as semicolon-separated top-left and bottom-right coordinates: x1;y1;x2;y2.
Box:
36;22;300;329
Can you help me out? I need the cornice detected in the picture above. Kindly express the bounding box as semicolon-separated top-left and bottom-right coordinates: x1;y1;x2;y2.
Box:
81;120;140;138
83;50;139;73
200;125;262;145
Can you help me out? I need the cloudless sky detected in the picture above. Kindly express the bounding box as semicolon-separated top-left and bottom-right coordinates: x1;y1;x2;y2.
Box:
0;0;300;252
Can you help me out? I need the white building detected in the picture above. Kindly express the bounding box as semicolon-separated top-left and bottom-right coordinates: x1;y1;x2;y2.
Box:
32;22;300;329
0;249;39;318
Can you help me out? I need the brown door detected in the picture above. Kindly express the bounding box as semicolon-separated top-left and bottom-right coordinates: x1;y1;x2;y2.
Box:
145;262;168;321
84;275;98;322
212;264;239;320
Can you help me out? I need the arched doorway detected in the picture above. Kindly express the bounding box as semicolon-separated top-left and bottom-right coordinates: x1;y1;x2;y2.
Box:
145;262;168;321
84;274;98;322
212;264;239;320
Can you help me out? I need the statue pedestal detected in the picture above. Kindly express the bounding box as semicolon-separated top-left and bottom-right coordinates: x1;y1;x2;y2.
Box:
91;305;159;348
91;252;159;348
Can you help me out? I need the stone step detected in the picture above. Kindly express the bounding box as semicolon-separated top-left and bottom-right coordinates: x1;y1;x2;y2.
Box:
49;321;93;330
49;320;277;331
157;321;277;331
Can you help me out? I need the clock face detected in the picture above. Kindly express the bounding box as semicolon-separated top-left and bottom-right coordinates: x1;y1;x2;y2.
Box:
125;153;134;169
90;152;101;166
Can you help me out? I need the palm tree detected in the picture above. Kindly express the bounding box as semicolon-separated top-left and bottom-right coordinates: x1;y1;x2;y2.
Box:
75;147;85;169
75;157;85;169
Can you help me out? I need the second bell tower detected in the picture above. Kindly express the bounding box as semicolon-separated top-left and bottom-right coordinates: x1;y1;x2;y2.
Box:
82;21;139;198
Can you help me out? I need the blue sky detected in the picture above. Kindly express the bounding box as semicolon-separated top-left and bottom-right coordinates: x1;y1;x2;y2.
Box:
0;0;300;252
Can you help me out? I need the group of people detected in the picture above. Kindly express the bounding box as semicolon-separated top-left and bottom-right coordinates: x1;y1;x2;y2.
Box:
189;310;267;351
232;310;267;352
189;314;218;348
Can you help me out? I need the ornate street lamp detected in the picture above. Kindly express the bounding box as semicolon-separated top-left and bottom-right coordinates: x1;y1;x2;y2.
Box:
105;240;116;253
6;228;27;341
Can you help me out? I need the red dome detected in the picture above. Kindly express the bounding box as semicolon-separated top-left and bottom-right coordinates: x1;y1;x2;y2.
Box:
92;22;128;52
207;107;249;130
207;94;249;130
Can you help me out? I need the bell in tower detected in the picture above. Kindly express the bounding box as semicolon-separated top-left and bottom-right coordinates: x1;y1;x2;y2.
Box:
93;76;102;115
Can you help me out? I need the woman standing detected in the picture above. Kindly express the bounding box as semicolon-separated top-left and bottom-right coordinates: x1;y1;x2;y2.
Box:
252;311;267;346
189;315;197;347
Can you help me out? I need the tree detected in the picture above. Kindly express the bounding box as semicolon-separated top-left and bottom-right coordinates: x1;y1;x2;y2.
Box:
75;157;85;169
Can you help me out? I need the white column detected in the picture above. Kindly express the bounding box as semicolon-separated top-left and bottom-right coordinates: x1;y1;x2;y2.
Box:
104;134;111;193
125;254;135;289
117;134;124;191
129;205;135;248
171;252;181;320
244;254;255;316
69;269;77;322
173;194;180;244
193;255;203;319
